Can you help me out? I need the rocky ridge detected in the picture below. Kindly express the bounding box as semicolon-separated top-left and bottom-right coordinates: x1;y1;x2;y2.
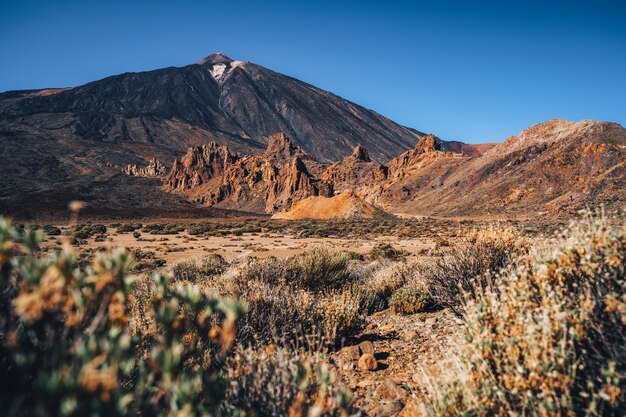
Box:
123;158;168;178
155;120;626;218
164;133;334;213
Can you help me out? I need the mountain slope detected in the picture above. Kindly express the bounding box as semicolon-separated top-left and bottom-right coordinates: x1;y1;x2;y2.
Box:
272;190;391;220
365;119;626;217
0;53;430;216
0;53;424;162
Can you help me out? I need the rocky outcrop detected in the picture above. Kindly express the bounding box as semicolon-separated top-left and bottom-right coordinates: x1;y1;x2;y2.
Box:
386;134;454;179
352;145;372;162
263;132;307;161
322;145;388;192
163;133;333;213
123;158;168;178
164;142;239;191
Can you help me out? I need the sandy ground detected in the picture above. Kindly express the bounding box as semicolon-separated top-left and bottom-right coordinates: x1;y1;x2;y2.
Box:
41;227;437;265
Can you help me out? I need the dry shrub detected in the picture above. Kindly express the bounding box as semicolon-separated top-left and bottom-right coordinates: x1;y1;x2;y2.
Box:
367;242;404;261
315;288;365;345
425;214;626;416
236;256;296;286
424;226;530;314
292;246;362;291
361;261;414;312
229;278;315;343
222;346;350;416
170;253;227;283
205;250;368;347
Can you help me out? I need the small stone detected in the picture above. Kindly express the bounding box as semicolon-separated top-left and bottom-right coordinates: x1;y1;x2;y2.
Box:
404;330;418;340
343;345;361;361
358;340;375;355
357;379;375;388
374;380;407;401
379;324;395;332
424;317;437;325
398;398;421;417
358;353;378;371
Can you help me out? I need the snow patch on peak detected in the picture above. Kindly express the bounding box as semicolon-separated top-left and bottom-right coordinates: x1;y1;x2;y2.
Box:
210;64;227;80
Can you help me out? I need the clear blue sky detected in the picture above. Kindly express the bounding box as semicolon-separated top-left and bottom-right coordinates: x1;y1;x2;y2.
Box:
1;0;624;143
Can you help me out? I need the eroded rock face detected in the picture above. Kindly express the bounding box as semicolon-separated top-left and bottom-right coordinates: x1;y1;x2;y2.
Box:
163;133;334;213
163;135;463;215
322;145;389;192
157;120;626;218
387;134;450;179
123;158;168;178
263;132;307;161
164;142;239;191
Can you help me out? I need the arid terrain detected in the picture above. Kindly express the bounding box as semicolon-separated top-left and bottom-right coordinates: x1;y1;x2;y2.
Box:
4;211;623;417
1;52;625;417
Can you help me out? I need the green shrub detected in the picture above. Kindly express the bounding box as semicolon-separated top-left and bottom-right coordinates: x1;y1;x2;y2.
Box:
43;224;62;236
71;223;107;239
116;224;141;233
389;283;431;315
0;218;242;416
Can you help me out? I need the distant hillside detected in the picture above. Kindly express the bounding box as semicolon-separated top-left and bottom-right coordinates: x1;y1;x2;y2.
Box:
362;119;626;217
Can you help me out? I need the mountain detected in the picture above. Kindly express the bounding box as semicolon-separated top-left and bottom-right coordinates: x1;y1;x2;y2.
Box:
0;53;435;217
2;52;620;220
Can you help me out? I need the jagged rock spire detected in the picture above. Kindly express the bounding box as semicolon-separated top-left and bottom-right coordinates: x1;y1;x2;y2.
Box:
351;145;372;162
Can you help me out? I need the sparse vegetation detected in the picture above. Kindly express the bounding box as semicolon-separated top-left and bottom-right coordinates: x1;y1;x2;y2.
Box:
389;282;431;315
170;253;228;283
179;250;371;347
425;214;626;416
222;345;349;416
3;211;623;417
424;226;530;314
292;246;362;291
